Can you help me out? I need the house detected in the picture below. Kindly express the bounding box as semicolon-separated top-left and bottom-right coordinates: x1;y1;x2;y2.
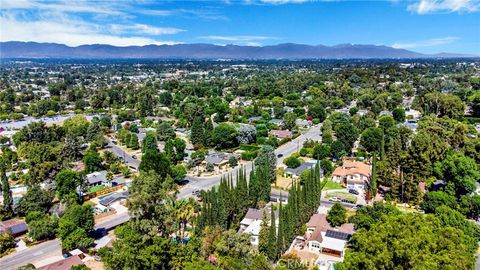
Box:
400;120;419;132
305;214;354;258
204;151;240;173
284;162;317;178
0;218;28;237
37;255;83;270
240;208;265;231
269;129;293;139
240;204;279;247
248;116;263;124
99;191;129;207
379;110;393;116
405;109;421;119
86;170;109;187
269;119;284;126
357;109;369;116
331;159;371;191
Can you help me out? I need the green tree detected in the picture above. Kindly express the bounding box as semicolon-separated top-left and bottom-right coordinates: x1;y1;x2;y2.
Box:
420;191;458;213
392;108;406;123
339;213;476;270
434;152;479;196
267;207;277;260
16;185;53;216
255;145;277;183
327;203;346;227
360;127;383;153
100;224;173;270
128;171;176;235
190;117;204;147
55;169;82;200
58;203;94;250
313;144;330;160
308;104;326;122
283;112;297;131
228;156;238;167
157;121;176;142
213;123;238;149
27;214;57;241
83;149;103;174
1;162;14;217
284;156;301;169
0;232;15;253
139;151;171;178
142;132;158;154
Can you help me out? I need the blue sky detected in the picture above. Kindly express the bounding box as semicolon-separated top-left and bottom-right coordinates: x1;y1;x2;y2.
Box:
1;0;479;54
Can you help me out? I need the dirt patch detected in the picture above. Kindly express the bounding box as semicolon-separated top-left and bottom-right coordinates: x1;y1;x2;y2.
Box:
275;175;295;189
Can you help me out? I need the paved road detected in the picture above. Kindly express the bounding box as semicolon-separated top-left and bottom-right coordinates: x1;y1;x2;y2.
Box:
0;239;62;270
275;124;322;166
105;138;140;169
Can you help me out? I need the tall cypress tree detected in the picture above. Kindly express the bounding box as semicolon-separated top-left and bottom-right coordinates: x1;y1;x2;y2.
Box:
276;196;284;255
203;119;214;147
1;162;14;217
249;168;260;207
190;117;204;147
380;134;385;161
370;153;378;197
267;206;277;260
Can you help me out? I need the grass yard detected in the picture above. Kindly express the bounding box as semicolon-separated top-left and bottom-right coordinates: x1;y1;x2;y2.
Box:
89;185;106;193
323;180;344;190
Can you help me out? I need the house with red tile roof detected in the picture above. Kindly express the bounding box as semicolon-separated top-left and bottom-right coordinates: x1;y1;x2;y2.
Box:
331;159;371;191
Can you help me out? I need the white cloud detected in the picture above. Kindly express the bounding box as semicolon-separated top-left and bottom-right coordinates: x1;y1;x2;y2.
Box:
0;13;180;46
392;37;460;49
0;1;185;46
137;8;228;21
1;0;129;16
407;0;479;14
110;24;184;36
200;35;275;41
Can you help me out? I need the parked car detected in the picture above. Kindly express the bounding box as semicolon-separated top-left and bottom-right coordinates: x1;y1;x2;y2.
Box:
277;154;283;158
132;155;137;159
329;197;341;202
348;189;359;195
112;140;117;145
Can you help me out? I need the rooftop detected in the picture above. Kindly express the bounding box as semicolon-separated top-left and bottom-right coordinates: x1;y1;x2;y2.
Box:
0;218;27;235
37;255;83;270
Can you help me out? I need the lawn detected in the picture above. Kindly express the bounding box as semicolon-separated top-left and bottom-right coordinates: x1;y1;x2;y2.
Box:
89;185;106;193
323;180;344;190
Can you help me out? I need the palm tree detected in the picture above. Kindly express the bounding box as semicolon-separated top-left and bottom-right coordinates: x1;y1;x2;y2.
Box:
174;198;197;239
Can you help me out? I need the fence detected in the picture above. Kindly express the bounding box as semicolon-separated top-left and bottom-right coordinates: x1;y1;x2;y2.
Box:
82;184;124;201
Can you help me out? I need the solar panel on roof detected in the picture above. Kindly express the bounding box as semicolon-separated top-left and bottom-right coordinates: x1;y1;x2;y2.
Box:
325;230;351;240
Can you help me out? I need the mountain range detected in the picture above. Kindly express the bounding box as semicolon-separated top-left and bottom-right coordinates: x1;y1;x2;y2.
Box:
0;41;476;59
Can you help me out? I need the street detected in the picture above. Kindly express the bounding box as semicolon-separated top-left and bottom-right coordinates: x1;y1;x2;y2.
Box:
275;124;321;166
105;137;140;169
0;239;62;270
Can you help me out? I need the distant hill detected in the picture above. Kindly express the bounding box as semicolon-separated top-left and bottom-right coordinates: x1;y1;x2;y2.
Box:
0;41;476;59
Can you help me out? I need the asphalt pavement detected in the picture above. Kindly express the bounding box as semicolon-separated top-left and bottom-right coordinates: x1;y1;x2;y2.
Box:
0;239;62;270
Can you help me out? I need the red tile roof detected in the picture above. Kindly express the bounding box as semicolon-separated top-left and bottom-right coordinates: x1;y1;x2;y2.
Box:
37;255;83;270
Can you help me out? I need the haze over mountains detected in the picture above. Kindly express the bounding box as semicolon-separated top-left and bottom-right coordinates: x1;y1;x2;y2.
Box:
0;41;476;59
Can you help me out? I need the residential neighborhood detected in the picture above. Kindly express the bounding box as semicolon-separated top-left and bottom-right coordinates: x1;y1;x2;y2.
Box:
0;3;479;268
